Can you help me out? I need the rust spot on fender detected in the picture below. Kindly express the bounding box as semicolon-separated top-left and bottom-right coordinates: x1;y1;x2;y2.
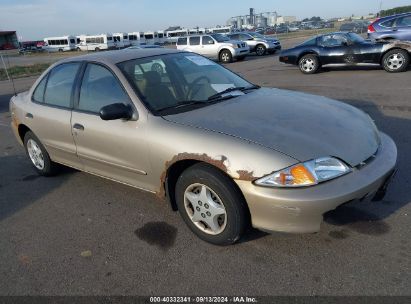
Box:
236;170;256;182
156;153;229;199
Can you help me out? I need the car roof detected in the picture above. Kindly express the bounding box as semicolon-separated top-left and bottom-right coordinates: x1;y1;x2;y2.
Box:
378;12;411;21
60;48;182;65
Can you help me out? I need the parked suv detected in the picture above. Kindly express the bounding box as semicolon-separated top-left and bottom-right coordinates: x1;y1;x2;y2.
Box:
176;34;249;63
227;32;281;56
340;22;368;34
368;13;411;41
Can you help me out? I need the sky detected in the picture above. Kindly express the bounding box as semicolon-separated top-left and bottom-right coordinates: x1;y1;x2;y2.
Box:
1;0;411;40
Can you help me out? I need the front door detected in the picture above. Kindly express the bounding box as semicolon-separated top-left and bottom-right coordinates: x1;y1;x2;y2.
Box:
200;36;219;58
318;33;351;65
71;63;151;190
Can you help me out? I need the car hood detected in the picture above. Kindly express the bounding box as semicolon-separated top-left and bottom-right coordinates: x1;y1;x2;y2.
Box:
163;88;380;167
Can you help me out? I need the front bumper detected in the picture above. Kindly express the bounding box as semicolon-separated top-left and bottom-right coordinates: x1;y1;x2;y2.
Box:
235;132;397;233
267;43;281;51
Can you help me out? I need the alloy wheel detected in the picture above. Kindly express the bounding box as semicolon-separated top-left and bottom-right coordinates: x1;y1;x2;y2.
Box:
27;139;45;170
184;183;227;235
300;58;316;72
386;53;405;70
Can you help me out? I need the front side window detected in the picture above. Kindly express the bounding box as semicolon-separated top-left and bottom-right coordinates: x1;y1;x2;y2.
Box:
78;64;130;113
189;37;200;45
320;34;348;47
44;63;80;108
202;36;214;45
229;34;239;40
117;53;253;114
32;74;48;103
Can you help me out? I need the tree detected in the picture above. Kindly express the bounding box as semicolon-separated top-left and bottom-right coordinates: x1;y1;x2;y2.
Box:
380;5;411;17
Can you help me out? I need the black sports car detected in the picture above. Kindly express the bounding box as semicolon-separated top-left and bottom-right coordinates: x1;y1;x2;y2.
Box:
279;32;411;74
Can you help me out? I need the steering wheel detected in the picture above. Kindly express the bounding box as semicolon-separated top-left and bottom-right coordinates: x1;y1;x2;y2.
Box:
187;76;211;100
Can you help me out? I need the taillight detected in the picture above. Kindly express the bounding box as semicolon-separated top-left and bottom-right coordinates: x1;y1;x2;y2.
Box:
368;24;376;33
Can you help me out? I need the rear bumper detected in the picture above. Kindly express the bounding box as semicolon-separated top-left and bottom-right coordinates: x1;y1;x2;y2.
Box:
235;132;397;233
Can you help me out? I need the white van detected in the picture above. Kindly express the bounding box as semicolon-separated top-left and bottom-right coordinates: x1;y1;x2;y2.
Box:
76;34;115;51
128;32;146;46
157;30;166;45
165;29;189;43
113;33;131;48
144;31;158;45
43;36;76;52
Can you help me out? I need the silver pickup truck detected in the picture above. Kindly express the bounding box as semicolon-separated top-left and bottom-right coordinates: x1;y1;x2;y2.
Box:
176;33;250;63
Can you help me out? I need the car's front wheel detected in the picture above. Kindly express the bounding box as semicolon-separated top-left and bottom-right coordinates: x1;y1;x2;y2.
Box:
219;49;233;63
255;44;266;56
175;163;248;245
382;49;409;73
298;54;320;74
24;131;58;176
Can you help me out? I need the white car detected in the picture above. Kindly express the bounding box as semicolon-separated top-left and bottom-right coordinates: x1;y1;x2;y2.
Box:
176;34;250;63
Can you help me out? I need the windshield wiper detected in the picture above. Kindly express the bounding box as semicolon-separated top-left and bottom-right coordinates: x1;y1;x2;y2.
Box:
157;100;210;113
207;85;260;101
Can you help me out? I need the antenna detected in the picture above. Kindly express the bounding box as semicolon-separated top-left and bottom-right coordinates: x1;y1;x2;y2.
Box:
1;52;17;96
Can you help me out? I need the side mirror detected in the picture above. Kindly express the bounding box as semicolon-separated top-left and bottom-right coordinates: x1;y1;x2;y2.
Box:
99;103;133;121
208;40;215;44
248;37;254;40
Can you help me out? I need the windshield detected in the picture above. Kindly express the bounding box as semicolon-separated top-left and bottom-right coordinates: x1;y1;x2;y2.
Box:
117;53;254;115
347;32;365;43
248;32;265;39
210;34;230;42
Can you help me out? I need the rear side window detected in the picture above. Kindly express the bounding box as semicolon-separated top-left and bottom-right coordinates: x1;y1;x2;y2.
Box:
189;36;200;46
44;63;80;108
300;37;317;46
78;64;130;113
32;75;48;103
380;19;395;28
177;37;187;45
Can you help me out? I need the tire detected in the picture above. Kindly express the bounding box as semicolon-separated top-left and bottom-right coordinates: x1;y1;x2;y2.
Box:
175;163;248;245
219;49;233;63
24;131;58;176
76;47;81;52
236;56;246;61
95;47;100;52
58;49;63;52
255;44;266;56
298;54;320;74
382;49;409;73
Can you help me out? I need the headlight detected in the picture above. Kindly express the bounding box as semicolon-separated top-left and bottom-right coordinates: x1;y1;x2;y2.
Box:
254;157;351;188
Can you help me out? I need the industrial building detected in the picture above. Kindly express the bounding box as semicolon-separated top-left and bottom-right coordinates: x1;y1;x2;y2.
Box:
227;8;298;29
0;31;19;50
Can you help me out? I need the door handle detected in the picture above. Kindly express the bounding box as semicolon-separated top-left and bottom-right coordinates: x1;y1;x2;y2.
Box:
25;113;33;119
73;123;84;131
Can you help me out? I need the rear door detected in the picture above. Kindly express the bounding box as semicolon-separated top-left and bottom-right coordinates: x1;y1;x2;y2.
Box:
28;62;82;168
394;15;411;40
188;36;202;54
71;62;151;189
